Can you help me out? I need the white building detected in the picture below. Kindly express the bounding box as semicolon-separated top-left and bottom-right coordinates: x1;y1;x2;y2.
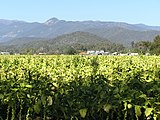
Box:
0;52;10;55
129;53;138;56
87;51;95;55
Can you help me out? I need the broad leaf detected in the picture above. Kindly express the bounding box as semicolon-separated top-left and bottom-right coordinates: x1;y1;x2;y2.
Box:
145;108;153;117
103;104;112;113
128;104;132;109
135;105;142;117
47;96;53;106
79;108;87;118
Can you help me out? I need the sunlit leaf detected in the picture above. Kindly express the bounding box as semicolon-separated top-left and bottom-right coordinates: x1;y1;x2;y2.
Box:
47;96;53;106
20;83;25;87
27;94;30;98
25;84;32;88
145;108;153;117
128;104;132;109
139;94;147;99
79;108;87;118
135;105;142;117
103;104;112;113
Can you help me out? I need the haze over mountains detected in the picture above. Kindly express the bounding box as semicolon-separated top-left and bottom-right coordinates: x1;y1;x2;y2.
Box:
0;17;160;47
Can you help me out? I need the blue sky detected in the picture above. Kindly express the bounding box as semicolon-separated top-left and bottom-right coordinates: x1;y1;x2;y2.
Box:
0;0;160;26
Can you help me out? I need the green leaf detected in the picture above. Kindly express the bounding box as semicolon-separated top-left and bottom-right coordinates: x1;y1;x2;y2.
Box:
146;78;153;82
27;94;30;98
20;83;25;87
41;94;46;106
155;102;160;105
124;102;127;110
12;88;18;92
155;113;160;120
145;108;153;117
103;104;112;113
25;84;32;88
135;105;142;117
0;94;4;99
128;104;132;109
79;108;87;118
47;96;53;106
139;94;147;99
34;104;40;114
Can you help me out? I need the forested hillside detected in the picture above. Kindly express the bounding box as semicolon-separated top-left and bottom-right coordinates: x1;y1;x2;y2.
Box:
0;32;125;54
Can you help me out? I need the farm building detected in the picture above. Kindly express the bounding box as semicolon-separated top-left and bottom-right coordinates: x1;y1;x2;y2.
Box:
0;52;10;55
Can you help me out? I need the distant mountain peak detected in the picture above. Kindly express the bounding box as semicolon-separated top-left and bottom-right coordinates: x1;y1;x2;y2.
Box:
1;17;160;47
44;17;60;25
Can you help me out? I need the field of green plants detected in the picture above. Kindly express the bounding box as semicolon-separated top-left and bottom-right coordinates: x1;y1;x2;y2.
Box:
0;55;160;120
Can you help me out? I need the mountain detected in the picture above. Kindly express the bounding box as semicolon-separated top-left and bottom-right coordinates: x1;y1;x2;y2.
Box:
0;17;160;47
85;27;160;46
47;31;112;46
0;32;124;54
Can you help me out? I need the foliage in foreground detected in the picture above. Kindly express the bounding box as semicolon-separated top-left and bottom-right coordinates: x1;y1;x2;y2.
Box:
0;55;160;120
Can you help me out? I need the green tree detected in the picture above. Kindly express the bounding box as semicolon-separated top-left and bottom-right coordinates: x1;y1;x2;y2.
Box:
153;35;160;44
131;41;135;48
135;41;151;54
64;46;77;55
150;35;160;55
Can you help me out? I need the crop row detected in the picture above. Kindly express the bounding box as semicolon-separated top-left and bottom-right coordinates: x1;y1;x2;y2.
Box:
0;55;160;120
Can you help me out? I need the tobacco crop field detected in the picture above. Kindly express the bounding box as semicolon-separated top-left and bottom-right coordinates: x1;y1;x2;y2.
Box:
0;55;160;120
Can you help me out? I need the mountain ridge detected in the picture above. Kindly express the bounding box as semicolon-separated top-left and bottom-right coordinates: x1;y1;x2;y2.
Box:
0;17;160;47
0;31;124;54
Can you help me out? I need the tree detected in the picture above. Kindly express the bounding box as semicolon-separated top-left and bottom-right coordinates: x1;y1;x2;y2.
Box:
153;35;160;44
150;35;160;55
131;41;135;48
134;41;151;54
64;46;77;55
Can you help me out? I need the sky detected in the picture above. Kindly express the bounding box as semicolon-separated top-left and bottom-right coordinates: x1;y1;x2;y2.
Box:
0;0;160;26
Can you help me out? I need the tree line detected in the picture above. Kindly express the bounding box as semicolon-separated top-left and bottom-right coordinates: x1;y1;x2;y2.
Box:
1;35;160;55
131;35;160;55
